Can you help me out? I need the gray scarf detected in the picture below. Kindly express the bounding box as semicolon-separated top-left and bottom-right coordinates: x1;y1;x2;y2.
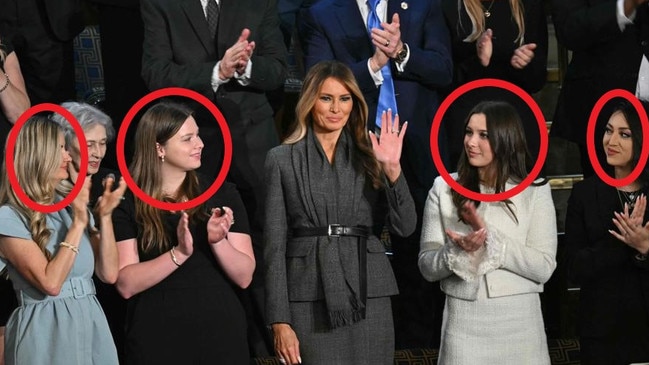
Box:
290;128;366;328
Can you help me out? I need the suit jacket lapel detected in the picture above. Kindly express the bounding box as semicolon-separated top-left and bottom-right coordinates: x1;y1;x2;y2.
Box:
389;0;410;37
181;0;214;54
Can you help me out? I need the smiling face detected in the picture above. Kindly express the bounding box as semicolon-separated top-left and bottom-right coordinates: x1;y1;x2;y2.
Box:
51;132;72;184
603;110;634;171
311;77;354;136
69;123;108;175
464;113;494;172
157;116;204;173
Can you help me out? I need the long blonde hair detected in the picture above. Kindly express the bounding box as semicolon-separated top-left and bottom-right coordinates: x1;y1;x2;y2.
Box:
0;116;69;259
460;0;525;45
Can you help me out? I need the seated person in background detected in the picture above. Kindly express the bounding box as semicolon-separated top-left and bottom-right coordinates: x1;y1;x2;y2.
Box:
0;116;126;365
564;99;649;365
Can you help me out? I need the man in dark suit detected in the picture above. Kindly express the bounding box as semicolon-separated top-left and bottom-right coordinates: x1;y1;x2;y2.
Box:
551;0;649;177
0;0;83;104
298;0;453;349
140;0;287;356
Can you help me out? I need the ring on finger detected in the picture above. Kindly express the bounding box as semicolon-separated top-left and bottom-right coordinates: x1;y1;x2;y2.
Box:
385;39;390;47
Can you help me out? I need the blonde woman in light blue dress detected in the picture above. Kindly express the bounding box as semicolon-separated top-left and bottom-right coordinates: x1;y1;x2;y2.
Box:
0;116;126;364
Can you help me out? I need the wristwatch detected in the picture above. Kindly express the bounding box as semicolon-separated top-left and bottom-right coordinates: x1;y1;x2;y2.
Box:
394;43;409;64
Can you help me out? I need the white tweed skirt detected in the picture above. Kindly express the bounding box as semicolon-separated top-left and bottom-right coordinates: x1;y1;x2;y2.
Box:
438;277;550;365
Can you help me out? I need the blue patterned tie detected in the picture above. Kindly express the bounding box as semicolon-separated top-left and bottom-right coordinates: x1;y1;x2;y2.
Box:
367;0;398;128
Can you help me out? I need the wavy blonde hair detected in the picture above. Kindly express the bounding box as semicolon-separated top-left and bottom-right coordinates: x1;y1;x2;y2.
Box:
0;116;70;259
284;60;383;188
460;0;525;45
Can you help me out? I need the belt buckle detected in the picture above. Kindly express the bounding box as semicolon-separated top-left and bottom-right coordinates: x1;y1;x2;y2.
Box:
328;224;342;237
71;278;85;298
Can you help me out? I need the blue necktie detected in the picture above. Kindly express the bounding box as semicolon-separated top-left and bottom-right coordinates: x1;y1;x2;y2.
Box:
367;0;398;128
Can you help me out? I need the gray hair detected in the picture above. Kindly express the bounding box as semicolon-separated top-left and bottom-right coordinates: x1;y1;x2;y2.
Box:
50;102;115;146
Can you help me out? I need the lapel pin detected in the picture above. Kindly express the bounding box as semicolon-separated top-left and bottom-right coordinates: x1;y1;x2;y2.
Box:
401;2;408;9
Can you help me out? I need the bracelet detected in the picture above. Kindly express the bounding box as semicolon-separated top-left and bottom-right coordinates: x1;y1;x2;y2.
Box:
170;247;181;267
59;241;79;254
636;252;648;261
0;73;9;94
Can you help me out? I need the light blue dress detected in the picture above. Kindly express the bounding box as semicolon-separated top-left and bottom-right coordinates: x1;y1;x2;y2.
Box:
0;204;118;365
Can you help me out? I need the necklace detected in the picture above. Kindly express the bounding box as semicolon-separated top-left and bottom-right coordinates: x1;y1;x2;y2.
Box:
482;0;496;18
617;188;640;210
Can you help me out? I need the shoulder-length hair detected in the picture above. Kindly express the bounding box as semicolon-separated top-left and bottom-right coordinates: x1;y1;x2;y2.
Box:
130;100;204;253
452;100;545;222
284;60;383;188
459;0;526;45
609;99;649;185
0;116;69;259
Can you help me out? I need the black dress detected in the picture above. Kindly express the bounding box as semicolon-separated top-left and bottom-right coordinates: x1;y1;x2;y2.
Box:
113;181;250;365
564;177;649;364
440;0;548;167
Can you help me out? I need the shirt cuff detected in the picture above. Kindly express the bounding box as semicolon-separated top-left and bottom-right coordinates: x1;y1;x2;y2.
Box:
234;59;252;86
211;61;230;92
367;58;384;87
616;0;635;32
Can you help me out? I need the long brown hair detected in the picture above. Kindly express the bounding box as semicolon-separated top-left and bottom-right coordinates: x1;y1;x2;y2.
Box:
452;100;545;223
130;101;205;253
0;116;70;259
284;60;383;188
459;0;526;45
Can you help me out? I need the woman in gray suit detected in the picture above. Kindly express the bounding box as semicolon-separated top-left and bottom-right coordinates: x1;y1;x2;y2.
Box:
264;60;416;365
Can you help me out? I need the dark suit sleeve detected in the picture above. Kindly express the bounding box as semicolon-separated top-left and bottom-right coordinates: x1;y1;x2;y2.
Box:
263;149;292;325
248;0;289;91
509;0;548;93
564;182;631;285
552;0;622;51
384;173;417;237
140;0;216;92
393;0;453;89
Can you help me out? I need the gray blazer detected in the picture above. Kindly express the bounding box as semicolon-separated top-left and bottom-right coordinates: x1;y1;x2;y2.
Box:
263;137;417;326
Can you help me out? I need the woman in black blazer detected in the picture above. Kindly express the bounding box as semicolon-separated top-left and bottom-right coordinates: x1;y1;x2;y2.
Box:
564;100;649;365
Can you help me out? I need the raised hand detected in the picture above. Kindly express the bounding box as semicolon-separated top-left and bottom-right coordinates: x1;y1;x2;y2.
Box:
71;175;92;226
371;13;402;59
445;228;487;253
477;29;493;67
93;174;128;218
610;194;649;255
511;43;537;69
175;212;194;261
219;28;252;79
369;109;407;183
207;206;234;244
459;201;486;231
